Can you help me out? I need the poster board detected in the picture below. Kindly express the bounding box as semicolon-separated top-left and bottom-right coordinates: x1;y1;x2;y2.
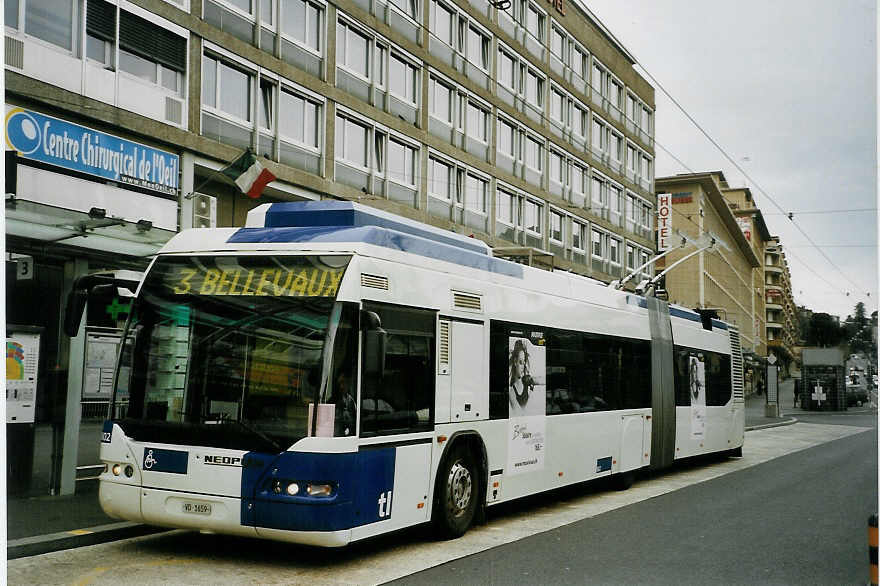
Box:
6;329;41;423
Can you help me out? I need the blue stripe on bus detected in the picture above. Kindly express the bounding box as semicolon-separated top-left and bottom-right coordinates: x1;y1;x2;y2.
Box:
228;225;524;278
240;448;396;532
261;201;489;255
627;296;728;330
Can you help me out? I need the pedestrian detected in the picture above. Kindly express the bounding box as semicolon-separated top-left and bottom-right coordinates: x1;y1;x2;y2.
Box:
793;379;800;408
756;378;764;396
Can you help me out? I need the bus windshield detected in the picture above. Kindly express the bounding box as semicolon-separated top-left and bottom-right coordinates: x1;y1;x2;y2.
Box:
113;254;358;452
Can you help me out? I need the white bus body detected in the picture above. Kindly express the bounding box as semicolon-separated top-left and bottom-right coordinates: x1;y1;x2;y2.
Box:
97;201;744;547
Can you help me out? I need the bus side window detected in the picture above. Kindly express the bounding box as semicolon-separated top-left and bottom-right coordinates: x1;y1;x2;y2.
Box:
360;302;435;436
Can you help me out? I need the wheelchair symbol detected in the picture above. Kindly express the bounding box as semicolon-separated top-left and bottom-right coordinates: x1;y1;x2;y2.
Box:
144;450;157;469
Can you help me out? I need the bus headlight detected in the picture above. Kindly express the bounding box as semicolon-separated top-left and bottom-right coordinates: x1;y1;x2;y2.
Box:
112;464;122;476
306;483;333;497
124;465;134;478
286;483;299;496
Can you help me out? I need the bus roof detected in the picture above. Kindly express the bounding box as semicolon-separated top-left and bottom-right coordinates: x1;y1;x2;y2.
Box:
160;201;729;332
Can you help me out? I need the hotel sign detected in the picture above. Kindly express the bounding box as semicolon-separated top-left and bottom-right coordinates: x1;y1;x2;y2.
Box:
5;106;179;196
657;193;672;251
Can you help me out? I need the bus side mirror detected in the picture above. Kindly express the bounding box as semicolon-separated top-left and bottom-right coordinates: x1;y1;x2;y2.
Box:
63;288;89;337
362;311;386;378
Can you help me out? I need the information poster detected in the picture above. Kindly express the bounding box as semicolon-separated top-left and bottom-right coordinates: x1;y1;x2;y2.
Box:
506;331;547;475
6;331;40;423
83;331;122;400
689;354;706;439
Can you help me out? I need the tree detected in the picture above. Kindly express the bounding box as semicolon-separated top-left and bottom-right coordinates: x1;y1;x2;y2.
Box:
846;302;875;356
804;313;845;348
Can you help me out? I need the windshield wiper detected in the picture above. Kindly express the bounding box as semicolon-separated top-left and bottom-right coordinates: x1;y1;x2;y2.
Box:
204;412;283;453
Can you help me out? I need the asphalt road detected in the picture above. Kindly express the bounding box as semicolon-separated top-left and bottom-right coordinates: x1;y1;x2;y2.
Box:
7;415;876;585
391;413;878;586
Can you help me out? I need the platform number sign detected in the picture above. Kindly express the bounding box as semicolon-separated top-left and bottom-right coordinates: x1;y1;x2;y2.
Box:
16;256;33;281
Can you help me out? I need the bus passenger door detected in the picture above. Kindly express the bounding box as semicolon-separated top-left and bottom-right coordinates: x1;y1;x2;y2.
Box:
619;414;648;473
448;320;487;422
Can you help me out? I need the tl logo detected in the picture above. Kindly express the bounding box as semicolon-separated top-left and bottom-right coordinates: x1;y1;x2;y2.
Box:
377;490;393;519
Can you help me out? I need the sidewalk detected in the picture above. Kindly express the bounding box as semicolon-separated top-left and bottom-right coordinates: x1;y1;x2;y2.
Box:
4;382;806;559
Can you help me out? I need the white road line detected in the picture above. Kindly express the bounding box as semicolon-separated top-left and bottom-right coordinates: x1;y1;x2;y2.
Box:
7;422;871;586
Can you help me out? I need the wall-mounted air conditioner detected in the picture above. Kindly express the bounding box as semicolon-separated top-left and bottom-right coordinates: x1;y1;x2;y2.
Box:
192;193;217;228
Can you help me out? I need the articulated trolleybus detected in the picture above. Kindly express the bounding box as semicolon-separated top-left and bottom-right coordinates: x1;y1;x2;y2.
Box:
79;201;744;546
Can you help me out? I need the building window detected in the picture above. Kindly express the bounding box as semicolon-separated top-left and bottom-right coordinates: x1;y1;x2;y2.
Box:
572;220;586;252
86;0;115;67
9;0;78;52
592;228;604;259
497;118;516;158
524;198;543;235
428;154;489;232
466;100;489;143
429;76;454;124
465;23;490;71
524;134;543;172
524;67;544;112
390;0;418;20
79;6;187;94
429;156;453;201
549;208;564;244
551;25;566;62
498;47;516;90
591;116;607;154
203;54;252;123
337;20;370;79
572;44;588;83
591;60;606;97
388;138;417;186
431;0;490;72
431;0;454;46
549;149;565;186
281;0;323;53
389;53;418;104
279;86;320;148
525;2;545;42
336;115;369;168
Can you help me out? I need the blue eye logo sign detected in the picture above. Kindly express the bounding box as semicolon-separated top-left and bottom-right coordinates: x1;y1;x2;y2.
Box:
5;109;41;155
4;105;179;196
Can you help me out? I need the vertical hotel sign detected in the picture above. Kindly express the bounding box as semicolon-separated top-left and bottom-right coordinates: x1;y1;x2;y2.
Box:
657;193;672;251
5;105;179;196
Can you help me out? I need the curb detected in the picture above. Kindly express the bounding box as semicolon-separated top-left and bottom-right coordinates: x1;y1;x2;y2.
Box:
745;417;798;432
7;522;167;559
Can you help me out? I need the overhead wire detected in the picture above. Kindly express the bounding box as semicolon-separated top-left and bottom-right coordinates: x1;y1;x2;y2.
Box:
633;63;875;302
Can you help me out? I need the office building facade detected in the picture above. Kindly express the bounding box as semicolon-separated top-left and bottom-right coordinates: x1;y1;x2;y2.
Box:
5;0;655;494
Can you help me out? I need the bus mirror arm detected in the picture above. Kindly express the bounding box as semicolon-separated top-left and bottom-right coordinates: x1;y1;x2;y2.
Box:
63;272;141;337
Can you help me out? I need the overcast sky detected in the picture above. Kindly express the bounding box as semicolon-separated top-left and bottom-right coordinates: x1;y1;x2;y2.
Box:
585;0;877;321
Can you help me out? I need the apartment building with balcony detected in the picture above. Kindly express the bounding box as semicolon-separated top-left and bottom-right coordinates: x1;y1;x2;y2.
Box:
764;236;798;372
5;0;655;493
721;184;771;357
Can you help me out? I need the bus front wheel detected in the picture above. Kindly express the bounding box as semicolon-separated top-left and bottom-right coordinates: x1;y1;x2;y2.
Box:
435;445;478;538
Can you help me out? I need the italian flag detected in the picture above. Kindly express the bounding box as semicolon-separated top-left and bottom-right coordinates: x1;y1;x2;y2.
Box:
223;148;276;199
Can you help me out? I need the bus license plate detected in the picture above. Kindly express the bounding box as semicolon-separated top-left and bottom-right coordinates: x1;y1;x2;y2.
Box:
182;501;212;515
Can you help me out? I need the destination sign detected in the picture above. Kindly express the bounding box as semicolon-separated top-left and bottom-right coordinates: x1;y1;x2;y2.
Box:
168;265;345;297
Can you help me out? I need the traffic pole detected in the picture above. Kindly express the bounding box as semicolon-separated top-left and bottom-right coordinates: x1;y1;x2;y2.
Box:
870;514;878;585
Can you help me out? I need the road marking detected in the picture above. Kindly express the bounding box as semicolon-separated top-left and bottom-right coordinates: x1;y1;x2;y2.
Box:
7;422;872;586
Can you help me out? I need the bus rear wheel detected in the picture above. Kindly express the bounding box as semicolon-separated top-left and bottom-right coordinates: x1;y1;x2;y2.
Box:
435;445;478;538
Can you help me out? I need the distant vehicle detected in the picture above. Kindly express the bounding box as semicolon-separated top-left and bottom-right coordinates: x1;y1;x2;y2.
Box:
846;371;868;407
